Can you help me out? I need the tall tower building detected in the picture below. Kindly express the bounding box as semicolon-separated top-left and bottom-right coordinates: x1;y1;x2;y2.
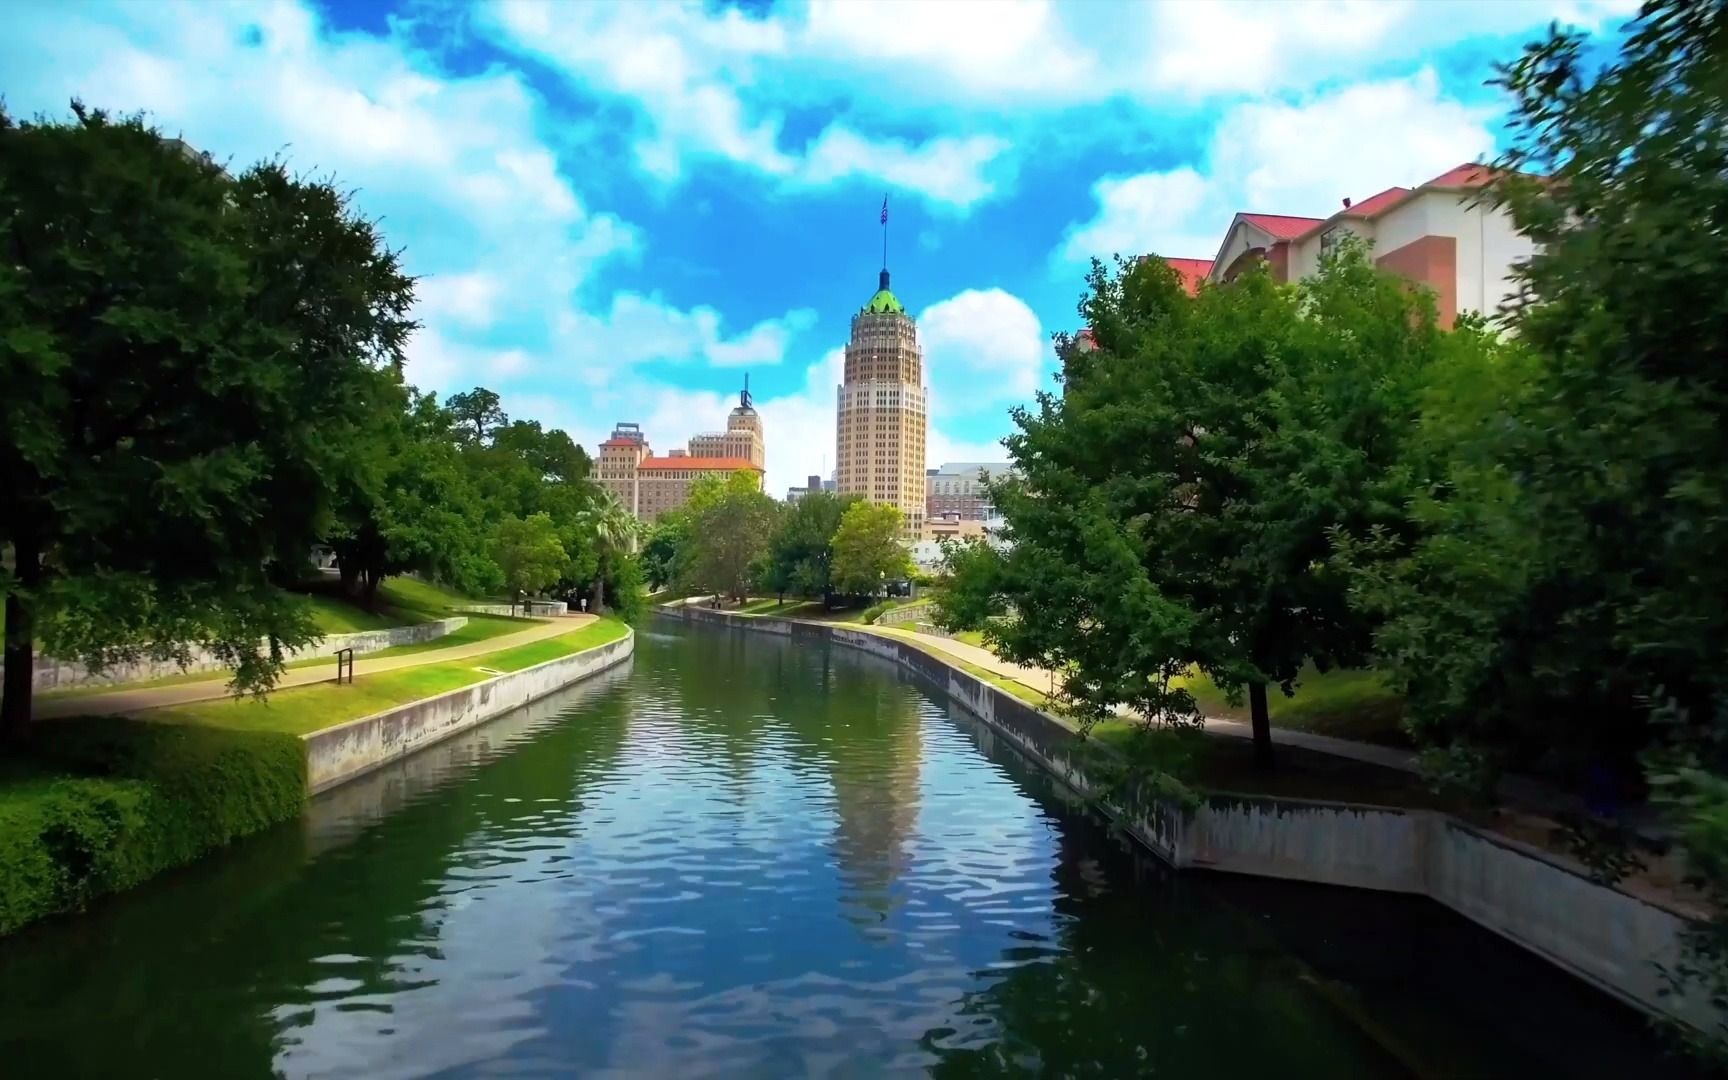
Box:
689;377;765;467
835;268;927;536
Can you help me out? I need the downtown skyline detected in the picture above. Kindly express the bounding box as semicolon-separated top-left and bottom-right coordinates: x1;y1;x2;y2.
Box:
0;0;1635;497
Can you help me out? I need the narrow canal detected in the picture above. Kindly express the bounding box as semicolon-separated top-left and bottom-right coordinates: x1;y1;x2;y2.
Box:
0;620;1701;1077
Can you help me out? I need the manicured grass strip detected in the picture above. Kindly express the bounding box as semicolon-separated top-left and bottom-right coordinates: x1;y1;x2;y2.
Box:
149;666;492;736
37;614;537;702
481;617;631;672
151;617;631;736
332;612;537;662
867;627;1052;708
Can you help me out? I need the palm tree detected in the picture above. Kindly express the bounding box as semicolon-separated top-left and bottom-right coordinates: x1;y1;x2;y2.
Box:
579;489;638;614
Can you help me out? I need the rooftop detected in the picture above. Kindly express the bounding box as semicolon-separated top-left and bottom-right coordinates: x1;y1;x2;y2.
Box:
638;456;763;472
860;268;905;316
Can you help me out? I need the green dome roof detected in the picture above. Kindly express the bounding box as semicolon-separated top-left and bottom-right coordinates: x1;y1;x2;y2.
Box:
860;269;904;315
862;287;904;315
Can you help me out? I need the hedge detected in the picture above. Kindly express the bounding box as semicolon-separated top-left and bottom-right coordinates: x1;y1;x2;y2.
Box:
0;718;306;936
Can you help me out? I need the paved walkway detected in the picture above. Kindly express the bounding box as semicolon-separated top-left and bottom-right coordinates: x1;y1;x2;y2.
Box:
35;614;595;720
868;624;1623;827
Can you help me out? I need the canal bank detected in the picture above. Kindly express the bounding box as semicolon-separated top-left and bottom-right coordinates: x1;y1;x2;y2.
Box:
0;625;634;938
0;619;1699;1078
657;603;1719;1036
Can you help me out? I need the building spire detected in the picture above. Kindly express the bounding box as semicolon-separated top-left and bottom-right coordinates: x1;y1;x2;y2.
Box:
879;193;889;290
740;371;752;410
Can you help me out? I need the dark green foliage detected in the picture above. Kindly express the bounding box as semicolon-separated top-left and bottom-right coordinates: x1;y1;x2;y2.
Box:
0;719;305;935
641;513;691;592
680;472;781;602
0;101;416;732
828;501;912;597
948;246;1440;747
758;491;862;600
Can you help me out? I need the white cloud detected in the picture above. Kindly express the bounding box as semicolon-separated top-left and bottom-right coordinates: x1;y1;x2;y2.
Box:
1058;168;1216;265
555;295;818;377
918;290;1050;406
481;0;1011;208
478;0;1636;211
3;0;640;389
1056;69;1499;266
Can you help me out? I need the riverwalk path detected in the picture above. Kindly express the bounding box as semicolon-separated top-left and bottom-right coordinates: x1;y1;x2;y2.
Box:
865;624;1613;827
34;614;596;721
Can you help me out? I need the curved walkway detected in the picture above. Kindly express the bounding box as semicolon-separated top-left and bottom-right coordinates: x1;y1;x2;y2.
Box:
34;615;596;721
868;624;1624;828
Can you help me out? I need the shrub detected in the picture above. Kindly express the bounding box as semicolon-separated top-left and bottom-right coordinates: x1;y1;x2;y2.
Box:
861;600;898;625
0;718;306;935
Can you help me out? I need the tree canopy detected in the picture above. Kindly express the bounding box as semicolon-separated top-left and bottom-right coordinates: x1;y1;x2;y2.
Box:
0;103;649;735
0;102;415;733
679;472;780;602
943;243;1444;755
830;502;914;598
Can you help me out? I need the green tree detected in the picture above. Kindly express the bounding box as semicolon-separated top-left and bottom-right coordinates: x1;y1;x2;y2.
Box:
490;513;567;599
830;502;914;598
681;472;779;602
760;491;862;601
0;103;415;736
641;512;691;593
577;489;638;613
443;387;506;445
329;387;498;607
950;247;1440;757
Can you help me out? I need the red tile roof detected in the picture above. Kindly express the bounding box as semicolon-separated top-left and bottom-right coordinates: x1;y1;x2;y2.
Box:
1425;162;1498;189
1074;328;1097;351
1162;257;1214;295
638;456;762;472
1341;186;1411;218
1240;213;1325;240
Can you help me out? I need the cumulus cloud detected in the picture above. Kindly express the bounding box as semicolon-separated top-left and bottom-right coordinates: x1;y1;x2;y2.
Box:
1055;68;1499;266
917;290;1051;407
481;0;1012;209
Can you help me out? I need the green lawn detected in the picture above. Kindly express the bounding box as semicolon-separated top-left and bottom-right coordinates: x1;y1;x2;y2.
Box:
1173;665;1407;747
149;617;630;736
290;575;496;635
37;613;541;702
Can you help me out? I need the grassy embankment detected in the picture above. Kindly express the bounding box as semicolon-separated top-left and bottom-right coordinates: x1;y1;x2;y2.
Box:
144;616;631;736
39;579;536;701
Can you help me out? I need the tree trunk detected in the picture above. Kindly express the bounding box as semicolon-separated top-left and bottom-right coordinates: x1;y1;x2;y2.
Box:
2;532;41;743
593;575;606;615
1248;681;1274;770
338;557;360;597
361;569;382;612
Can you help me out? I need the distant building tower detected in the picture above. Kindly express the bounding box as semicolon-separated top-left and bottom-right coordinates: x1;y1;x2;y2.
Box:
689;375;766;467
596;422;650;516
835;268;927;537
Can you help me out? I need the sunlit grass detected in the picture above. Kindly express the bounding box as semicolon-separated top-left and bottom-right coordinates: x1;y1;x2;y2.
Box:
149;618;629;736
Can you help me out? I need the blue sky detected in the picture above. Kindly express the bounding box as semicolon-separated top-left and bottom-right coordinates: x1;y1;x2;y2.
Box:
3;0;1633;496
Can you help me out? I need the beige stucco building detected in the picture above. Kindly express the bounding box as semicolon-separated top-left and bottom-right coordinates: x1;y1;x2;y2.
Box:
836;270;927;537
595;386;765;523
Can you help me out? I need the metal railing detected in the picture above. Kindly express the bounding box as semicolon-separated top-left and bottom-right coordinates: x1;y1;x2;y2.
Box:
334;647;355;685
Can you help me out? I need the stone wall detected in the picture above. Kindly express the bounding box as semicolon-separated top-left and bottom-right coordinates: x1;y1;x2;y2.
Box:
17;617;468;693
458;601;568;617
302;630;633;794
657;605;1718;1033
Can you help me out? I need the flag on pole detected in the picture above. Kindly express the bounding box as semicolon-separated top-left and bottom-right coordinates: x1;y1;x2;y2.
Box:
880;195;888;225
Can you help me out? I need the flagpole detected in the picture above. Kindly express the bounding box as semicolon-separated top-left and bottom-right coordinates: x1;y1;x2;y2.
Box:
881;193;888;272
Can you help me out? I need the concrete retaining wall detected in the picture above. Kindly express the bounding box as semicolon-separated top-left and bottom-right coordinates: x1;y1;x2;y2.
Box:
15;617;468;692
302;629;633;794
658;605;1717;1032
458;601;568;617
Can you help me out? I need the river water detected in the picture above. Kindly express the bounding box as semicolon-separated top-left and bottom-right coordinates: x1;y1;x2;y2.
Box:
0;619;1702;1077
